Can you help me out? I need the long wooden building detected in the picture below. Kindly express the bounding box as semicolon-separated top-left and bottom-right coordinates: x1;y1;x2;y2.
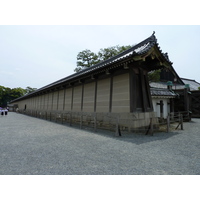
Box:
11;33;173;131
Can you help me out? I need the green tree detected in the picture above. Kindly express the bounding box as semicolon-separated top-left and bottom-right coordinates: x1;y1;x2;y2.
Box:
25;86;37;94
0;86;10;107
98;45;132;61
148;69;161;82
98;46;119;61
10;87;26;99
74;45;132;72
74;45;161;83
0;86;37;107
75;49;99;72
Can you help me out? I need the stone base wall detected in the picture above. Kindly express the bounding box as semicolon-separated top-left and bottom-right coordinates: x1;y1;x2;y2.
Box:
18;109;157;133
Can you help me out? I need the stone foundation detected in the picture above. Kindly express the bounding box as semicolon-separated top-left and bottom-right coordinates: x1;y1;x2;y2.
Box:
18;109;158;133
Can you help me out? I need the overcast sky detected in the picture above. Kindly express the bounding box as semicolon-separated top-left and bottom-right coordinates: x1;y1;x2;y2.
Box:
0;25;200;89
0;1;199;197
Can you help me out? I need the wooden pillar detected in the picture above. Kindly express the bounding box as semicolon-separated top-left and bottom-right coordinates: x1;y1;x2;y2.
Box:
43;93;45;111
94;79;97;112
157;100;164;118
40;95;42;110
47;92;49;110
139;68;147;112
71;86;74;111
167;114;170;132
144;73;153;110
109;76;113;113
63;87;66;111
51;90;54;110
129;68;136;112
184;88;190;112
81;83;84;111
57;89;59;110
170;98;174;113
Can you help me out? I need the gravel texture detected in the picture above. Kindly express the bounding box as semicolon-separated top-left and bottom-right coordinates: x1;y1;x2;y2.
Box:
0;112;199;175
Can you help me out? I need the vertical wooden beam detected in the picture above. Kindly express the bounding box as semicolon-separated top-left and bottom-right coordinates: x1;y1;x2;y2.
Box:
184;88;190;113
36;95;38;110
144;73;153;111
180;114;183;130
71;86;74;111
57;89;59;110
40;95;42;110
109;76;113;113
47;92;49;110
81;83;84;111
94;112;97;132
63;87;66;111
94;79;97;112
51;90;54;110
170;98;174;113
129;68;136;112
43;93;45;111
167;114;170;132
139;68;147;112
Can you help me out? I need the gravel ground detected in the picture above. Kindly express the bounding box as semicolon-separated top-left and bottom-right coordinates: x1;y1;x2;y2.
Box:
0;112;199;175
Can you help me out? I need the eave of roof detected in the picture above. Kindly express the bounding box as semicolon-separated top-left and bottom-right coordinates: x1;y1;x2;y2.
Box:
150;88;177;98
11;32;172;103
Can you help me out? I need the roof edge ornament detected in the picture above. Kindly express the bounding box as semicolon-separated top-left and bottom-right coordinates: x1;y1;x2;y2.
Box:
152;31;155;35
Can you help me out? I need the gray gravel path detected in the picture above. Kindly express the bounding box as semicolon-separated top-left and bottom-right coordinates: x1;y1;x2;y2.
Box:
0;112;199;175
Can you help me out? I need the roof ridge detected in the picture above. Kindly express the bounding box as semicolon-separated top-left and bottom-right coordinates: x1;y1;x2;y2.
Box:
181;77;200;84
76;32;157;73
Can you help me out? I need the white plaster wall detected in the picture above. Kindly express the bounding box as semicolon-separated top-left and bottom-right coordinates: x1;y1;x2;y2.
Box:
152;98;170;119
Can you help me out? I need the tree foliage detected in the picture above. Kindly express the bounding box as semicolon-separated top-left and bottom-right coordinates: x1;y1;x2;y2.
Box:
75;49;99;73
74;45;132;72
148;69;161;82
74;44;161;83
0;86;37;107
25;86;37;94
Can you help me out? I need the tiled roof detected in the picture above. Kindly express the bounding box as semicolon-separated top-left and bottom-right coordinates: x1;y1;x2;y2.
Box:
150;82;184;90
38;32;171;91
150;88;177;98
151;78;200;91
181;78;200;91
11;32;172;102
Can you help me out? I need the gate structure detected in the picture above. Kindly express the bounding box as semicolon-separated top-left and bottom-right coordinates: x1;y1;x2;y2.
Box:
191;90;200;118
174;88;191;121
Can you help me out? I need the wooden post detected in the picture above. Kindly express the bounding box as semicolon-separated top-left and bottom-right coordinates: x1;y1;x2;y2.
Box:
70;112;72;126
94;113;97;132
167;114;170;133
145;118;153;136
80;112;82;129
115;116;121;137
55;113;57;123
180;114;183;130
150;118;153;136
61;113;63;124
128;118;131;133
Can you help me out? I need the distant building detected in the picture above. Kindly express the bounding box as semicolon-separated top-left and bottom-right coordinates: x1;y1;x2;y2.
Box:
181;78;200;91
149;63;200;120
151;88;176;119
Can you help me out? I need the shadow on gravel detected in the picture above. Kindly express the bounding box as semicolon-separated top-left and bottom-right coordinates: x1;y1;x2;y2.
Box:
24;114;184;146
76;124;183;145
115;131;182;145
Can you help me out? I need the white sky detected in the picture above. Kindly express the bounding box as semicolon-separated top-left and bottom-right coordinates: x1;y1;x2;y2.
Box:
0;1;200;90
